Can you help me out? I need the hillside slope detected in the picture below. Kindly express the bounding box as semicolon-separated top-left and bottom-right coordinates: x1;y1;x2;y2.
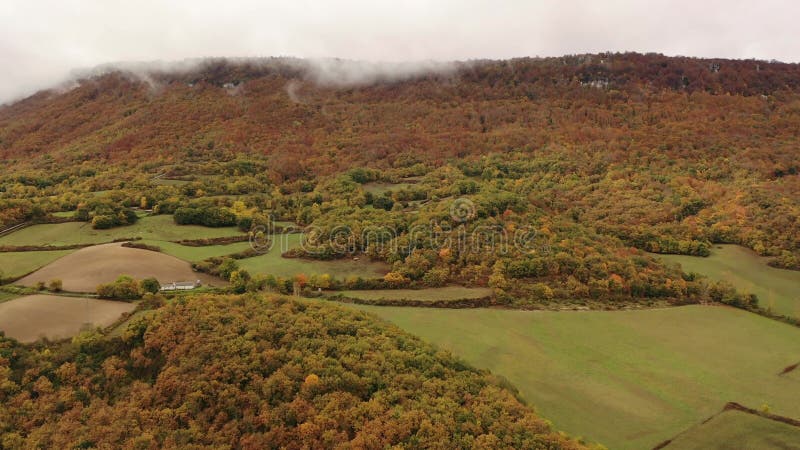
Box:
0;53;798;303
0;295;582;449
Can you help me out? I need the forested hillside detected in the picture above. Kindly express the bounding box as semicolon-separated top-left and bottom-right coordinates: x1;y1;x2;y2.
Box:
0;294;580;449
1;52;799;449
0;53;798;308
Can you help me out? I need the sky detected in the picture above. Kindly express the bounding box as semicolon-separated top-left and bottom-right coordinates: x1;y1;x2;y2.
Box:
0;0;798;104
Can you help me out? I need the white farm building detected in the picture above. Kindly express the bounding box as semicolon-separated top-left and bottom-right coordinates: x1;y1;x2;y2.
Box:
160;280;202;291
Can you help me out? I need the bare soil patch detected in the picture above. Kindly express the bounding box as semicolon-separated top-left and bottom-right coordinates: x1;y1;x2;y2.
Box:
0;294;136;343
18;243;224;292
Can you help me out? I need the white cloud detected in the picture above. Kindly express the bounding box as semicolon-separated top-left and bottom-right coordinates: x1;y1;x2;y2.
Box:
0;0;797;104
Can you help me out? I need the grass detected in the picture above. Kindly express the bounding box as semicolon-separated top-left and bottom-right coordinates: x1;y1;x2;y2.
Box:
273;220;298;228
51;211;75;218
237;233;390;279
152;178;191;186
0;215;244;247
0;250;75;278
662;409;800;450
348;304;800;449
139;239;252;262
0;291;18;303
362;182;414;196
333;286;493;301
658;244;800;319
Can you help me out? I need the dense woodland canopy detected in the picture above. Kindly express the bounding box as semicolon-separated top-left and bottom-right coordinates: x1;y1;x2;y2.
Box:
1;52;799;448
0;53;798;304
0;295;581;449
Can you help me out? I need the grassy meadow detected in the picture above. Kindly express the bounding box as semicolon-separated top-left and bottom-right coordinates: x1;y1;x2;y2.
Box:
0;291;18;303
0;249;75;279
139;239;252;262
662;409;800;450
237;233;390;279
362;181;414;196
333;286;493;301
659;244;800;319
349;304;800;449
0;218;386;282
0;215;244;247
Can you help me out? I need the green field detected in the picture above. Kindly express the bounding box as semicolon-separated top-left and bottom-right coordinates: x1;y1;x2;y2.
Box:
237;233;389;279
334;286;493;301
349;304;800;449
272;220;298;228
50;211;75;218
0;291;18;303
658;244;800;319
362;182;414;196
139;239;252;262
663;409;800;450
151;178;191;186
0;215;244;247
0;250;75;279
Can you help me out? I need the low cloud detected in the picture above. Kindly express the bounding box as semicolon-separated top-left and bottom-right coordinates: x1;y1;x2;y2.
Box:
1;0;798;105
302;58;457;86
43;57;460;102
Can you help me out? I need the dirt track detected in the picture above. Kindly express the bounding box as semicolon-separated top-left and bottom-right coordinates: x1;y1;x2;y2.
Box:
18;242;224;292
0;294;136;343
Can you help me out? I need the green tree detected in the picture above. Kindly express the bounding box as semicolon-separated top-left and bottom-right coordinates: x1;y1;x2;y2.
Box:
218;259;239;280
97;275;142;300
140;277;161;294
230;270;251;294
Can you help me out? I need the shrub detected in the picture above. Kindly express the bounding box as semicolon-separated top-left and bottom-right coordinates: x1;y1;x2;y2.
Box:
218;259;239;280
122;242;162;252
174;206;237;227
530;282;555;300
91;215;116;229
373;196;395;211
97;275;142;301
140;277;161;294
230;270;251;294
347;167;376;183
383;271;409;286
48;279;63;292
140;293;166;309
421;267;449;286
81;200;139;229
237;216;253;231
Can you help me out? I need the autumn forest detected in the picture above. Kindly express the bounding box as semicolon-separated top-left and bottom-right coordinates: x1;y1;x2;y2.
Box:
1;53;799;448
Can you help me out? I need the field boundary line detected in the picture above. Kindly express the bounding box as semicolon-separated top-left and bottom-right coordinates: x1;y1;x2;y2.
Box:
652;401;800;449
779;361;799;376
0;222;29;237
